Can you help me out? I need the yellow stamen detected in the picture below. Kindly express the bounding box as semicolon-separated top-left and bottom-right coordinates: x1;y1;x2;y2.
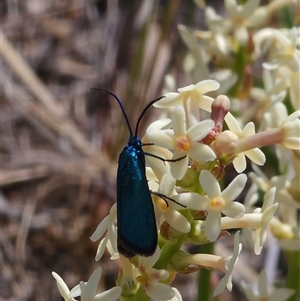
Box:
176;136;190;151
210;197;225;209
136;275;148;286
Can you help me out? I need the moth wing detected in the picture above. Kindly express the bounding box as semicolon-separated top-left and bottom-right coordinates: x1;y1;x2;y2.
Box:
117;147;157;257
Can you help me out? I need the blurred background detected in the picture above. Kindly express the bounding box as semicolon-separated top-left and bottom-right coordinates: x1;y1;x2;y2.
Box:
0;1;288;300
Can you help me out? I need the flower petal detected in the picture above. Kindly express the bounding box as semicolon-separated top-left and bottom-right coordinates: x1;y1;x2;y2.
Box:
234;26;249;45
148;130;175;149
222;202;245;218
170;153;188;180
225;0;238;17
178;84;195;93
194;95;214;112
213;274;229;296
172;106;186;136
52;272;71;300
241;0;259;18
93;287;122;301
158;173;176;196
221;173;247;201
232;153;247;173
200;170;221;198
146;119;172;133
187;119;215;141
85;267;102;297
173;193;209;210
194;79;220;94
164;210;191;233
154;93;183;108
90;215;110;241
95;236;108;261
244;148;266;165
140;247;161;268
188;143;216;162
242;122;255;136
205;210;221;241
145;283;175;301
145;147;171;179
170;287;183;301
225;112;242;133
69;285;81;298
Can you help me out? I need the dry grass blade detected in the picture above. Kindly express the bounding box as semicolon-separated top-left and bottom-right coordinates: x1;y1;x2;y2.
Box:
1;30;97;159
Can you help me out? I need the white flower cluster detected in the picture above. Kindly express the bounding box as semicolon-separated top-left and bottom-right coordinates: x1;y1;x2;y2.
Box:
52;1;299;300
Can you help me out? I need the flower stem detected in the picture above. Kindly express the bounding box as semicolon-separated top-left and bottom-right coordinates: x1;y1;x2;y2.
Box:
196;242;215;301
286;250;300;301
155;235;187;270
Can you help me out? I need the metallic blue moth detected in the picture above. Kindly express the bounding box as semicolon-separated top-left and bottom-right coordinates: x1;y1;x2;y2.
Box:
117;135;157;257
94;89;162;257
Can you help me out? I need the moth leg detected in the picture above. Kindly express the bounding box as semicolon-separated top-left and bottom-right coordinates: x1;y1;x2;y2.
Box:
150;191;186;208
143;152;186;163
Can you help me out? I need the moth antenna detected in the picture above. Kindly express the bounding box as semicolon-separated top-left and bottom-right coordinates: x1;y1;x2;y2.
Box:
135;96;164;137
91;88;133;137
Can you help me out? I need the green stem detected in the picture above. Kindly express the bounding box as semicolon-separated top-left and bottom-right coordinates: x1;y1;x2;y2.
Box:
279;5;293;28
123;285;149;301
155;209;193;270
227;45;247;97
286;250;300;301
154;234;187;270
196;242;215;301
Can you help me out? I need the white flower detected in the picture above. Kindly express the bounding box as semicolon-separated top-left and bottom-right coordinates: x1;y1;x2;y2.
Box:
213;231;242;296
175;170;247;241
224;112;266;172
249;69;287;131
154;79;220;112
249;165;300;209
254;27;300;110
269;218;300;251
243;182;259;212
242;269;295;301
262;102;292;172
177;25;210;80
142;119;172;180
149;173;191;233
266;104;300;151
279;109;300;150
222;188;278;255
263;27;300;72
90;203;118;261
227;109;300;160
224;0;261;45
52;272;80;301
199;170;246;242
261;68;288;102
279;67;300;110
204;6;229;54
249;188;277;255
176;231;242;295
148;105;216;180
137;248;175;301
79;267;122;301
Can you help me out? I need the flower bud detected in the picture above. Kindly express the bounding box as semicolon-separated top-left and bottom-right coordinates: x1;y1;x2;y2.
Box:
170;250;201;274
